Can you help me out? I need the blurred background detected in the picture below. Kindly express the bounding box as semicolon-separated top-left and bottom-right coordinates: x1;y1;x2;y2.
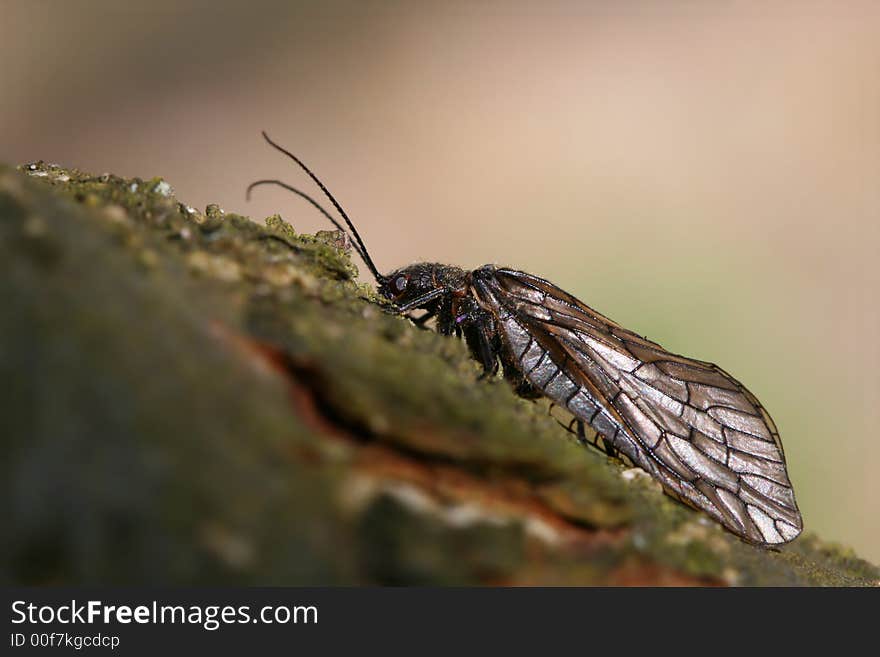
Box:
2;1;877;563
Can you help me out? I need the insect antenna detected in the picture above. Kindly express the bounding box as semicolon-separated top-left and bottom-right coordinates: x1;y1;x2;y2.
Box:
252;131;385;283
246;178;369;261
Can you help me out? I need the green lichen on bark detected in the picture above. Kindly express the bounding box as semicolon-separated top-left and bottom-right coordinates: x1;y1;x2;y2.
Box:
1;161;876;586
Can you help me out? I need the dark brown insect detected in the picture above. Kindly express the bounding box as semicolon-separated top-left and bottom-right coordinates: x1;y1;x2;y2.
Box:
248;132;803;546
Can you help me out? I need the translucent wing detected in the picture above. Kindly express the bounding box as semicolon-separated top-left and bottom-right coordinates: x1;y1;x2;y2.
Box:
471;266;803;545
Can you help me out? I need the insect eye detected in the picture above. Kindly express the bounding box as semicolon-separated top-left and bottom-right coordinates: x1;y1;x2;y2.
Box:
393;275;409;294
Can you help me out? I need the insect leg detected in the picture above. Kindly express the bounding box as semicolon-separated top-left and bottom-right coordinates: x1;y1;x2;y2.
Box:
514;379;542;398
475;327;500;378
562;417;589;447
552;416;590;446
554;416;621;459
460;315;500;377
394;288;447;313
589;426;620;459
436;295;457;336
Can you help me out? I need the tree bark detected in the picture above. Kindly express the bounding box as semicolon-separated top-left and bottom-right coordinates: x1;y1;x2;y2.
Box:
1;162;876;586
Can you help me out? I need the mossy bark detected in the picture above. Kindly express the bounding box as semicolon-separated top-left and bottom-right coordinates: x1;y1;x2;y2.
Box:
1;162;876;586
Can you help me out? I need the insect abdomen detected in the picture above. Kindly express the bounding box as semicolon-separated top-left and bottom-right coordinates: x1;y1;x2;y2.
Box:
499;313;646;466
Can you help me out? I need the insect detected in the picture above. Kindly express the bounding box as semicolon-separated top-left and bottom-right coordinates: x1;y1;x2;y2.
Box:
248;132;803;546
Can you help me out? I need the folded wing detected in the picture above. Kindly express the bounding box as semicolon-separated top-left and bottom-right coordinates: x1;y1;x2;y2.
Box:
475;267;802;545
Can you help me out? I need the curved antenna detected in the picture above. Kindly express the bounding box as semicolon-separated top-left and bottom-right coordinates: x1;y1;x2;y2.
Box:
258;131;384;282
246;179;369;263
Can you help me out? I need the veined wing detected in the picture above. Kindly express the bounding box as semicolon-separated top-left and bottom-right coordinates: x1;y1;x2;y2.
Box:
471;266;802;546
